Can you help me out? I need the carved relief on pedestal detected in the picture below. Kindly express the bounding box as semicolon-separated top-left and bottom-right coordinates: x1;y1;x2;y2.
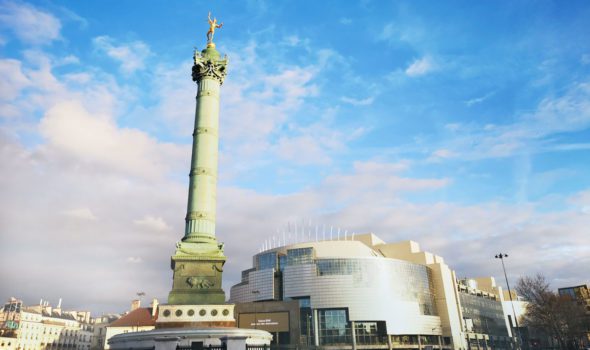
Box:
186;276;215;289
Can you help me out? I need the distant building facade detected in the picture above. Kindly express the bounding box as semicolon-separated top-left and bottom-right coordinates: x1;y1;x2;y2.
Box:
558;284;590;347
90;314;120;350
558;284;590;314
0;298;94;350
230;233;516;350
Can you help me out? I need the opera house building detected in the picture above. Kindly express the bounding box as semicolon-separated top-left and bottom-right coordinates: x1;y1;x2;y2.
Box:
230;233;515;350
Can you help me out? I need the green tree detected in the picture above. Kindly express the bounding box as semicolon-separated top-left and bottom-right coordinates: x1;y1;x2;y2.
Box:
516;274;589;350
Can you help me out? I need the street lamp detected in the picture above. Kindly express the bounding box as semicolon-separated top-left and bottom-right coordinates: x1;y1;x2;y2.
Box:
495;253;521;350
252;290;260;330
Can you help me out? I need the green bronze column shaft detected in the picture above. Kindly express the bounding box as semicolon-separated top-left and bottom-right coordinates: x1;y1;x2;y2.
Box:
184;86;218;242
184;48;226;244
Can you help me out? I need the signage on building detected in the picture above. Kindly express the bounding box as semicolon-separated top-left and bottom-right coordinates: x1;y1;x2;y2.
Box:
238;312;289;332
5;320;19;329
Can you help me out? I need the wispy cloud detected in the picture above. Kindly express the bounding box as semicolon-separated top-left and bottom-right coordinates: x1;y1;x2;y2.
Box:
126;257;142;264
465;91;495;107
427;149;455;162
134;216;171;232
432;81;590;159
340;96;374;106
0;59;30;101
0;1;61;45
405;56;435;77
93;36;151;74
62;208;97;221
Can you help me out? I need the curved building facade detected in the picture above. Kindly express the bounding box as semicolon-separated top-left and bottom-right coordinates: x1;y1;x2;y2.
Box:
230;233;514;350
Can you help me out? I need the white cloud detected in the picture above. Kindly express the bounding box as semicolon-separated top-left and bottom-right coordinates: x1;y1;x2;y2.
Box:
62;208;98;221
64;72;91;84
134;216;172;232
59;55;80;66
0;1;61;45
427;149;455;162
93;36;151;74
432;80;590;160
377;21;426;46
405;56;435;77
126;257;143;264
39;100;184;180
339;17;352;25
378;23;396;42
340;96;375;106
465;91;495;106
0;59;31;101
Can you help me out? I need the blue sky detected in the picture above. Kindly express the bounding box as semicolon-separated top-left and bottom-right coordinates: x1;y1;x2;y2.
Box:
1;0;589;313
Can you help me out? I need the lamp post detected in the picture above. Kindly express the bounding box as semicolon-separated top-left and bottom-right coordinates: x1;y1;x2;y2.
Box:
495;253;521;350
252;290;260;330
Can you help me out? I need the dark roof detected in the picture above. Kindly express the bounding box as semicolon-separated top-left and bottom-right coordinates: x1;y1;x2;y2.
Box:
108;308;157;327
46;311;76;320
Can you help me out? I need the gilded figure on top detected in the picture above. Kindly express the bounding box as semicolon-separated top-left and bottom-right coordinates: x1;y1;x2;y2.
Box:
207;12;223;45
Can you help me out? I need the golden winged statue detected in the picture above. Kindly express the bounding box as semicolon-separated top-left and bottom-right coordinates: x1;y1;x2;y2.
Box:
206;12;223;46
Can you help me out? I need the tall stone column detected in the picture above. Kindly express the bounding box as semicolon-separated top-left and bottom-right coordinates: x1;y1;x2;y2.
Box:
167;44;229;306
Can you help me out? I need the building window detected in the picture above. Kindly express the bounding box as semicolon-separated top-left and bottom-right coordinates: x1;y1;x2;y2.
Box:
318;309;351;345
256;252;277;270
354;321;387;345
286;248;314;266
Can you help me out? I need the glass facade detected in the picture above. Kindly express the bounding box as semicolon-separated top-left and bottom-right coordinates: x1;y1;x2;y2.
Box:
230;240;464;348
318;309;351;345
286;248;314;266
256;252;277;270
459;292;508;337
354;321;388;345
232;243;442;338
316;258;437;316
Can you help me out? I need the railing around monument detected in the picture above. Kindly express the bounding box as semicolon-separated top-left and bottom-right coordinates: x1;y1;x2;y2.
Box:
245;345;269;350
176;344;226;350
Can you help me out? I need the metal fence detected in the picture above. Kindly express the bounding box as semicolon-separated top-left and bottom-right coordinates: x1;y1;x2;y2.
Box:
177;344;226;350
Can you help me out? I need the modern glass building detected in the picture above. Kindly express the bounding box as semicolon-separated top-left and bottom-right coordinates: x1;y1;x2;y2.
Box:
230;233;514;350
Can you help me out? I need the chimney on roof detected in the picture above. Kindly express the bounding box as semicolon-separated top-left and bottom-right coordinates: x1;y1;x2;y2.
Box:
43;302;52;315
150;298;159;317
130;299;141;311
54;298;62;315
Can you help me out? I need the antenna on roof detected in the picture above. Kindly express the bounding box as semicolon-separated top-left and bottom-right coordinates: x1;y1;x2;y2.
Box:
315;224;318;242
330;226;333;240
344;230;348;241
323;224;326;241
337;228;341;240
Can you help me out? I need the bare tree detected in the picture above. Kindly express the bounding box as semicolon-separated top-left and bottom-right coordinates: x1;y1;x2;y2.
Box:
516;274;589;350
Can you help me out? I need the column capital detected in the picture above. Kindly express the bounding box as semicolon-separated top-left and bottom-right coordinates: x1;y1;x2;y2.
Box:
192;47;228;84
